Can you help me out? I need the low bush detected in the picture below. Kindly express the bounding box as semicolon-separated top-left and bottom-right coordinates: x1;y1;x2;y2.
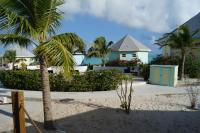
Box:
0;70;42;90
150;55;180;65
184;55;200;78
106;59;140;67
141;64;150;81
149;55;200;78
0;69;122;92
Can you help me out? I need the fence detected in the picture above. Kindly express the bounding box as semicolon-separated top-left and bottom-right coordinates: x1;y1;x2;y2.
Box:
1;91;42;133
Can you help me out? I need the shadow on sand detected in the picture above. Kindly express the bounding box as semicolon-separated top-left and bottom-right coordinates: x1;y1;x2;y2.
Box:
4;106;200;133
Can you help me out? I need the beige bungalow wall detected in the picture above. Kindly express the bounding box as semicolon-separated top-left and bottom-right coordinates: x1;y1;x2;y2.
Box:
162;46;200;58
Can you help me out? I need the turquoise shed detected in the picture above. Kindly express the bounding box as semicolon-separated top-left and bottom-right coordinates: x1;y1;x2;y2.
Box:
149;65;178;87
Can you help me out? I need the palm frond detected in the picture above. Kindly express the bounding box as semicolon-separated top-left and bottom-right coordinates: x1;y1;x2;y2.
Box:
87;36;112;59
159;26;195;50
107;41;113;48
52;33;85;53
87;49;101;58
0;0;64;37
0;0;38;38
3;50;16;63
34;39;75;77
93;36;106;48
0;34;32;47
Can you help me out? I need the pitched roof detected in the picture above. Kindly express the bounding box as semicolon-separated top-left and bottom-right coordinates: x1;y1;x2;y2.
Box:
183;12;200;38
158;12;200;42
0;45;35;58
110;35;151;52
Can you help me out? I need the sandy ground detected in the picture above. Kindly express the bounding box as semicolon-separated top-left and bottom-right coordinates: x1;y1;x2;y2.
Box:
0;83;200;133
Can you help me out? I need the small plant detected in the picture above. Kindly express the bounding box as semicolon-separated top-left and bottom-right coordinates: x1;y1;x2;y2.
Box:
184;75;200;109
116;75;134;114
106;59;141;67
20;62;27;70
141;64;150;81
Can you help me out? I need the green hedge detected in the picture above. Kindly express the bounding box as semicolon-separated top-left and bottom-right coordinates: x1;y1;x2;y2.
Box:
0;69;122;92
106;59;140;67
141;64;150;81
149;55;200;78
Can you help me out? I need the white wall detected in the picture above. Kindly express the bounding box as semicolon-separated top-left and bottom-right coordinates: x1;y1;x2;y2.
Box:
137;52;149;64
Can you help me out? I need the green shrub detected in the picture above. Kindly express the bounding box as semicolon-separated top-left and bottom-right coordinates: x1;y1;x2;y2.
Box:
0;70;41;90
85;69;122;91
184;55;200;78
150;55;200;78
106;59;140;67
141;64;150;81
0;69;122;92
150;55;180;65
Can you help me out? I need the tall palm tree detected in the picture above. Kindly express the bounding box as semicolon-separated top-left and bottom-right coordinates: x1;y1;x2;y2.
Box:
3;50;16;70
87;36;113;66
156;25;199;80
0;0;84;129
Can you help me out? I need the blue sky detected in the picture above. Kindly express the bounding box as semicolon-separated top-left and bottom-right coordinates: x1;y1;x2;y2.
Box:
1;0;200;56
58;15;161;54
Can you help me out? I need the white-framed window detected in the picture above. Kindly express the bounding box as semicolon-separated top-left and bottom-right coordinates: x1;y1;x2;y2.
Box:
122;54;126;57
132;53;137;57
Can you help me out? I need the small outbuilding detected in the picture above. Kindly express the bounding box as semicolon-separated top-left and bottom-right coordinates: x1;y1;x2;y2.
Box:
149;65;179;87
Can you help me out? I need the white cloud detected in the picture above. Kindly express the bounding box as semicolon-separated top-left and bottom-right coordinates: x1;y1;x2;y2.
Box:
62;0;200;33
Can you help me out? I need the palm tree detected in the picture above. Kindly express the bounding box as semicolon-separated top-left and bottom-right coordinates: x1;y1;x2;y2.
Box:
156;25;199;80
87;36;113;66
3;50;16;70
0;0;84;129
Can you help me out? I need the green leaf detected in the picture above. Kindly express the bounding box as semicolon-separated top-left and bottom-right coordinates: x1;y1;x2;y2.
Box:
0;34;32;47
53;33;85;53
34;39;75;77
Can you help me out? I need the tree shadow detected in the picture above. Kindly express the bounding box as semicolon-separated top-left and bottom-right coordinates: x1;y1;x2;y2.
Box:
6;107;200;133
0;109;12;118
0;90;9;93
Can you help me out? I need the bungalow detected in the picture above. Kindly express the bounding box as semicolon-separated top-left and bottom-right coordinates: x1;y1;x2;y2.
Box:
0;45;87;72
159;12;200;57
109;35;151;64
0;46;35;69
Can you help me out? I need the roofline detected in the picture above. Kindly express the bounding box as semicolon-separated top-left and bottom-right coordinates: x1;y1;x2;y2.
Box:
158;12;200;41
111;50;151;52
16;56;35;58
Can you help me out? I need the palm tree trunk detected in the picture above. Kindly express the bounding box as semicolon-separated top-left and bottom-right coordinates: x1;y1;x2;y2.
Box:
181;52;186;80
39;56;55;129
102;58;106;67
12;62;14;70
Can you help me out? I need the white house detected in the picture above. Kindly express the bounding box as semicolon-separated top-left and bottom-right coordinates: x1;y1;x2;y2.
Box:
0;45;87;72
0;46;35;69
109;35;151;64
160;12;200;57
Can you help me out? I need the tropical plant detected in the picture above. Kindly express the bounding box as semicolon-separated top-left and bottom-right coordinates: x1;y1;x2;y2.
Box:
184;75;200;109
0;0;84;129
0;69;122;92
156;25;199;80
106;59;140;67
87;36;113;66
3;50;16;70
116;75;134;114
141;64;150;81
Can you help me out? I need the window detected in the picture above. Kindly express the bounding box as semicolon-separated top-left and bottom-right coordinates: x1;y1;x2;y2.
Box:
122;54;126;57
132;53;137;57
